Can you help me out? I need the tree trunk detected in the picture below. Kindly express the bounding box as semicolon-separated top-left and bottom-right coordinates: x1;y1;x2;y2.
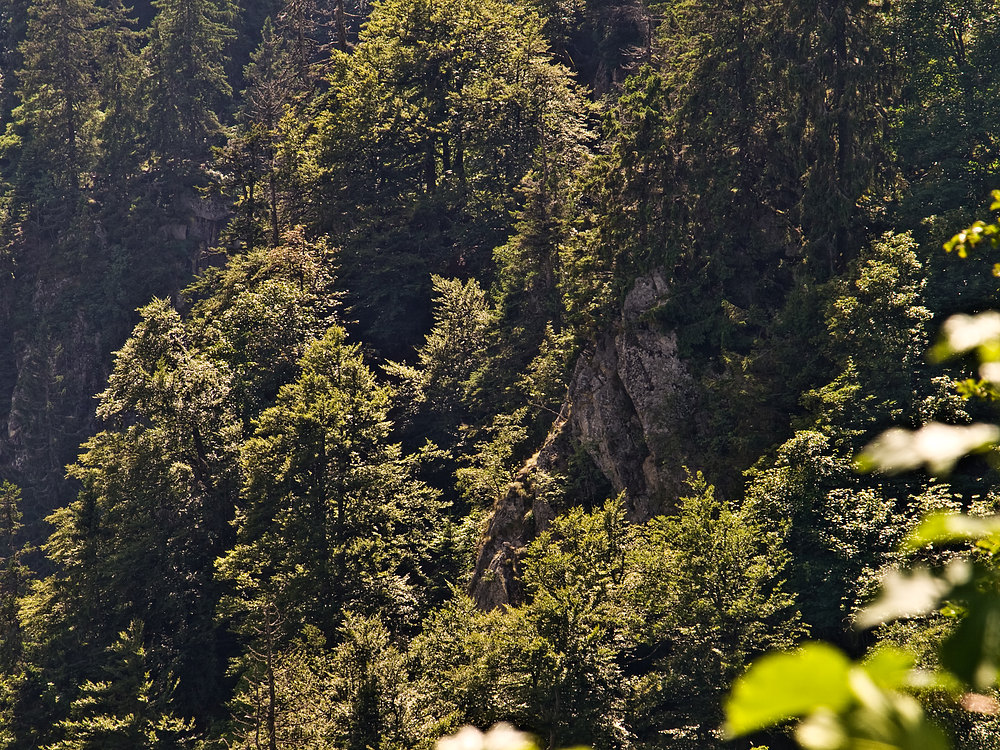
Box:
334;0;347;52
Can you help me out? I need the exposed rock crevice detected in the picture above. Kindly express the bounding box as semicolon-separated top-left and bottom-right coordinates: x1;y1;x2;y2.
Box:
470;271;698;607
469;414;570;609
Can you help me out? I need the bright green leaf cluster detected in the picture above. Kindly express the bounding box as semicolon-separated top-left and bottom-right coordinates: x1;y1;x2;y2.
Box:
726;643;948;750
944;192;1000;257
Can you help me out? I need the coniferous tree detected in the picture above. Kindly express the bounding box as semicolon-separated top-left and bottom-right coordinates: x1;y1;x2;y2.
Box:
143;0;237;172
323;615;415;750
9;0;103;195
275;0;322;85
222;17;292;250
627;473;806;747
44;623;194;750
93;0;144;197
305;0;591;355
775;0;887;275
218;326;445;644
0;482;26;675
886;0;1000;224
0;0;29;123
0;482;27;749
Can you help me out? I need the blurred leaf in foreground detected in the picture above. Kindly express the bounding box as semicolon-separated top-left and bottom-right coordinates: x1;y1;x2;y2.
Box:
856;422;999;475
854;562;971;629
902;512;1000;551
724;643;853;737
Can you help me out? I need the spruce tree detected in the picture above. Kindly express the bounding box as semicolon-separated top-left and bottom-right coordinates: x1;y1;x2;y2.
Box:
0;482;27;749
218;326;444;644
11;0;102;193
143;0;237;172
93;0;144;197
44;623;194;750
223;17;292;250
775;0;886;275
0;482;26;675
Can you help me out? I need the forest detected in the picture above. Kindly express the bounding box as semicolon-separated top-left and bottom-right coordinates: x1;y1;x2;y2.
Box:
3;0;1000;747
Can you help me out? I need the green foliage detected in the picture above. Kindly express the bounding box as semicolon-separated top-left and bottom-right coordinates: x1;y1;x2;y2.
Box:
827;234;931;388
386;276;493;432
455;409;530;511
8;228;342;740
726;643;949;750
413;503;632;750
144;0;237;170
44;622;194;750
0;482;27;750
10;0;103;191
302;0;591;355
35;298;242;719
774;0;888;275
12;0;1000;747
725;643;855;737
324;614;418;750
886;2;1000;224
218;326;445;643
415;487;802;749
558;68;667;333
188;227;341;418
725;498;1000;750
0;482;26;674
627;473;805;746
320;0;576;211
225;614;416;750
727;216;1000;750
516;323;576;414
746;431;863;636
742;230;962;640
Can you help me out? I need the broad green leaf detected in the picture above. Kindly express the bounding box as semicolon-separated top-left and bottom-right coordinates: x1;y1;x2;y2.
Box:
940;591;1000;690
860;647;916;691
854;562;971;627
856;422;999;476
902;512;1000;551
931;311;1000;362
794;709;845;750
724;643;853;737
795;672;949;750
945;220;1000;257
437;724;537;750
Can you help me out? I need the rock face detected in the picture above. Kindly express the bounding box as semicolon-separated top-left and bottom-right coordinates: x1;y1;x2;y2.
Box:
0;189;223;534
0;276;113;531
469;271;697;607
468;415;570;609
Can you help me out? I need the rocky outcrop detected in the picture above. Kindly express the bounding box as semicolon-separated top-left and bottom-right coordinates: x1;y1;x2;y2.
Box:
468;415;570;609
571;271;695;517
469;271;698;606
1;284;110;529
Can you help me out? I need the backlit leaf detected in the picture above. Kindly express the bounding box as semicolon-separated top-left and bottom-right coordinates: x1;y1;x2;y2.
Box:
856;422;999;476
724;643;852;737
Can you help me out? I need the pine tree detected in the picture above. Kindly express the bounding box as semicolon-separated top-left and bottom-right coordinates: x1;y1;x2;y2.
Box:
143;0;237;172
11;0;103;193
44;622;194;750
